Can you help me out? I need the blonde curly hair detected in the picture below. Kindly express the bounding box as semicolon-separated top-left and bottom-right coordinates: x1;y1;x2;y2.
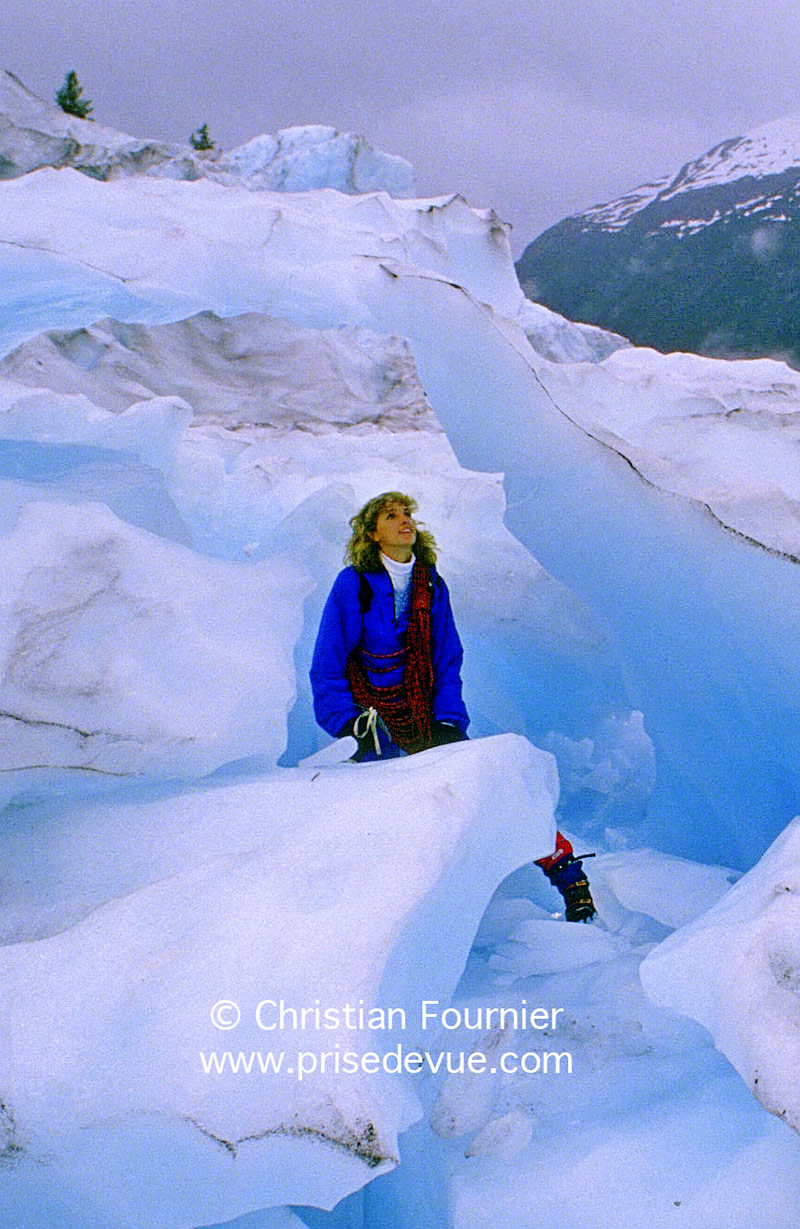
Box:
345;491;438;572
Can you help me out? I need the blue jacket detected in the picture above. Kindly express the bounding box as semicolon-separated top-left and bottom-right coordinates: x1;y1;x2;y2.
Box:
310;564;469;739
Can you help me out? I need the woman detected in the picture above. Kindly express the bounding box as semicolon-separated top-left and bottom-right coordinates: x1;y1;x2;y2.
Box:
310;491;469;760
310;491;595;921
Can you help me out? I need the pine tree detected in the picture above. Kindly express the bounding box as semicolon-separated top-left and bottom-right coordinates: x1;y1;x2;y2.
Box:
190;124;215;151
56;71;93;120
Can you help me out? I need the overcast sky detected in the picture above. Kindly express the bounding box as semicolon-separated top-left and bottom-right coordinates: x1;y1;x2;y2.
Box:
7;0;800;254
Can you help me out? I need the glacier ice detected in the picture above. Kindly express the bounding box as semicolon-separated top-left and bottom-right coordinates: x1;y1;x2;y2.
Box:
641;817;800;1133
516;297;630;364
0;313;436;430
0;169;523;344
462;1106;534;1158
0;499;307;796
0;377;191;472
0;69;178;179
0;70;414;197
0;305;615;794
0;735;557;1225
0;121;799;1228
208;126;415;197
308;846;800;1229
542;344;800;560
429;1025;513;1139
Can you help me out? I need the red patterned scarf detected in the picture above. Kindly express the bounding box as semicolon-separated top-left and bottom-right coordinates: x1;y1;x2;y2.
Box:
346;562;434;753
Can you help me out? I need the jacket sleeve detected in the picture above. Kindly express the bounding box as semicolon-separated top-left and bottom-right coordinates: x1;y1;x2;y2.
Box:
430;574;470;731
309;568;364;738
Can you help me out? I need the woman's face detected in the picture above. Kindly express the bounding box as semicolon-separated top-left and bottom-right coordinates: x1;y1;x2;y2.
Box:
371;502;417;560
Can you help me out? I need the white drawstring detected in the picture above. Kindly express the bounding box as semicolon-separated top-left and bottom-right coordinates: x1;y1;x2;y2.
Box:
353;707;382;757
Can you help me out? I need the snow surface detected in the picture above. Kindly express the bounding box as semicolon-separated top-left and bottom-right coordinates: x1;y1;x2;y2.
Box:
540;345;800;561
0;499;306;797
515;298;630;363
579;175;674;231
0;735;557;1227
642;817;800;1133
660;115;800;201
304;847;800;1229
578;112;800;231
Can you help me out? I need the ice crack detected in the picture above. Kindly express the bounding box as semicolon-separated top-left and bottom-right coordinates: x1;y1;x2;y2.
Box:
182;1115;392;1168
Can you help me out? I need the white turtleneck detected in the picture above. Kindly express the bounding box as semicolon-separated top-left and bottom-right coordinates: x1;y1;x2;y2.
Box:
381;552;414;617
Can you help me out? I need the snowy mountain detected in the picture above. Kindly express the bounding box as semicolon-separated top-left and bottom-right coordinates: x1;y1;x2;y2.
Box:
517;114;800;365
0;68;415;194
0;91;800;1229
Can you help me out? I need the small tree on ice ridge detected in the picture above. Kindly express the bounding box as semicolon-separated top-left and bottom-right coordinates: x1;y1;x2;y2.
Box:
56;71;93;119
191;123;215;151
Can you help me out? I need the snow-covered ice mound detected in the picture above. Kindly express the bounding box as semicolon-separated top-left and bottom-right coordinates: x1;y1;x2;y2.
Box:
0;499;306;793
516;298;630;364
641;816;800;1134
0;734;557;1227
0;68;186;180
0;301;614;794
208;126;415;197
0;312;434;430
590;847;740;930
0;378;191;472
539;345;800;561
0;70;414;196
0;167;522;357
2;159;800;865
336;846;800;1229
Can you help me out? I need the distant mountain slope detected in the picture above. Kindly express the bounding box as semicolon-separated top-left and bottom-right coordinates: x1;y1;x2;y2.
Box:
516;116;800;366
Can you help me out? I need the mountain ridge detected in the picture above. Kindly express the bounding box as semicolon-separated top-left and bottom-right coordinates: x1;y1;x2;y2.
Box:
517;114;800;365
